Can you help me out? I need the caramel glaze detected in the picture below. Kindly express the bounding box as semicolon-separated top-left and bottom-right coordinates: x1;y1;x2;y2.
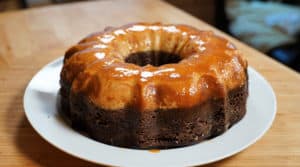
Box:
60;23;248;111
148;149;160;153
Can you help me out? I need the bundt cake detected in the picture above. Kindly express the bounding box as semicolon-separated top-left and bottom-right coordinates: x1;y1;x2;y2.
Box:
59;23;248;149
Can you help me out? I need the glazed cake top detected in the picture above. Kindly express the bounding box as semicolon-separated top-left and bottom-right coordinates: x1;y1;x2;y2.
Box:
61;23;248;111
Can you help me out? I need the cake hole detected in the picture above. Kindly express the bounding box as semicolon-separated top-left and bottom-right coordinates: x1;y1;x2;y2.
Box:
125;51;182;67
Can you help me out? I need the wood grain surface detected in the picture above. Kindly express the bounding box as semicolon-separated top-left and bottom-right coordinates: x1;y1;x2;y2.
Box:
0;0;299;166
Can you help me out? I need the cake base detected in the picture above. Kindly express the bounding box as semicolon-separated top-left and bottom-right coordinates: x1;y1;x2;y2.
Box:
59;82;248;149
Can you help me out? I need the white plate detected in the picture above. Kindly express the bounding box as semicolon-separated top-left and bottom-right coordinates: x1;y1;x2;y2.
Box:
23;57;277;167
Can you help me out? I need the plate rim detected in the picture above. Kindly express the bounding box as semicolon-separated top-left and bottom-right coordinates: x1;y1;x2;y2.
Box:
23;57;277;167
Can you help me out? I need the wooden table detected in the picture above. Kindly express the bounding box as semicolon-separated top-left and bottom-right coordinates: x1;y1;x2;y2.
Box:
0;0;299;166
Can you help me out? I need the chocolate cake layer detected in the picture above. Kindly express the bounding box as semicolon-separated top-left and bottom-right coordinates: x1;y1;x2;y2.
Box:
59;81;248;149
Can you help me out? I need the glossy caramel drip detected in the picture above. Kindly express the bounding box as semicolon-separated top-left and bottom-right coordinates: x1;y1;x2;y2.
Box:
61;23;248;111
148;149;160;153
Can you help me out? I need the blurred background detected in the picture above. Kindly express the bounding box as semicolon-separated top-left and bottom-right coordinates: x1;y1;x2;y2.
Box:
0;0;299;73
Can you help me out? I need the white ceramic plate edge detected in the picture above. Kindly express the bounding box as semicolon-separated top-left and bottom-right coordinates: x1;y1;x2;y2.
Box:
23;57;277;167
